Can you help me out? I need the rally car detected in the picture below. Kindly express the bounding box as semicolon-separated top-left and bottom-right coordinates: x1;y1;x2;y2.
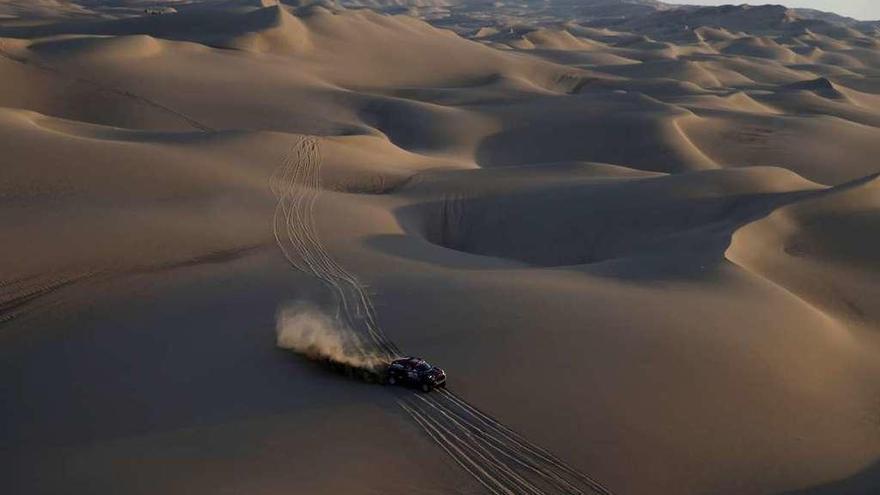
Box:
385;357;446;392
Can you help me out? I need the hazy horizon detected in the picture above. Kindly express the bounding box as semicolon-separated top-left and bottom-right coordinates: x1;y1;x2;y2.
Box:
3;1;879;495
672;0;879;20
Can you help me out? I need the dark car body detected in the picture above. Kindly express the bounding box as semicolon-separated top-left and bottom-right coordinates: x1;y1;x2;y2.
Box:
386;357;446;392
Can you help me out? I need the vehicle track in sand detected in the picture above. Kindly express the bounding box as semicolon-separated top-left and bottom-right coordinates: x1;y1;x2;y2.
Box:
0;271;96;326
270;136;615;495
0;39;214;132
0;246;264;331
0;41;225;329
270;136;400;359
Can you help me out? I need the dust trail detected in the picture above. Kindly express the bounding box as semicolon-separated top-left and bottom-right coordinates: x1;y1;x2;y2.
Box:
270;136;400;359
275;301;385;370
270;135;615;495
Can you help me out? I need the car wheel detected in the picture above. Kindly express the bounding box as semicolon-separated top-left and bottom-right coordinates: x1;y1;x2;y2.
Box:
421;383;431;393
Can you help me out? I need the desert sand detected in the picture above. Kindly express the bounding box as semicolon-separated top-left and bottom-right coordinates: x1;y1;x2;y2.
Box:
1;1;879;494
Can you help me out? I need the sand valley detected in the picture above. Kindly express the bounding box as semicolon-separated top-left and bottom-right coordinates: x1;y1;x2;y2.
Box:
2;1;879;494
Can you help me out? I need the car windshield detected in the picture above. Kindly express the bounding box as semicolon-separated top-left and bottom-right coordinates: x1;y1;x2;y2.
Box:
415;362;431;372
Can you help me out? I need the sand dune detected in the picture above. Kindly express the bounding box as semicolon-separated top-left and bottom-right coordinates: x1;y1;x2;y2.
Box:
397;166;820;267
727;173;880;328
2;1;879;495
721;36;803;62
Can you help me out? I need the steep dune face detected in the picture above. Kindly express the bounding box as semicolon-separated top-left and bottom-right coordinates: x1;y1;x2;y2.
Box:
358;95;498;155
399;167;820;268
298;8;589;89
215;4;312;54
783;76;847;99
679;111;880;184
726;174;880;328
2;2;880;495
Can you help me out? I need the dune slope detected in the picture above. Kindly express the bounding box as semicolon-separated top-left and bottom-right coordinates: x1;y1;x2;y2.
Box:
2;2;879;495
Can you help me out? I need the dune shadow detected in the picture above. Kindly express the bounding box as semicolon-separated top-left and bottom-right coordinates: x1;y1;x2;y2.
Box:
779;460;880;495
472;108;709;173
389;183;820;280
363;233;528;271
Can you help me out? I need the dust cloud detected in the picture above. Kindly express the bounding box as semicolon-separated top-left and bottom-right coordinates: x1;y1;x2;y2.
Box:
275;302;386;370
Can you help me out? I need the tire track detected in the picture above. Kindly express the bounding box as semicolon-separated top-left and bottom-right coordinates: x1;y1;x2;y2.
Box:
434;390;614;495
271;136;614;495
406;395;548;495
0;271;96;325
271;136;399;359
399;399;522;495
413;393;587;494
0;41;218;328
0;38;214;132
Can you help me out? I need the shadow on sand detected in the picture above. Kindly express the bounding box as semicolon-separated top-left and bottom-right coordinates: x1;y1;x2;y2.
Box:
779;460;880;495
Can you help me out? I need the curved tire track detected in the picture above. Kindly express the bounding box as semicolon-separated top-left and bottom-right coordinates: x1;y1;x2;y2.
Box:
271;137;399;359
271;136;614;495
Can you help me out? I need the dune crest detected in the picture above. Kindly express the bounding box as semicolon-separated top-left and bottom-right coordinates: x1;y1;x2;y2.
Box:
726;173;880;327
222;4;312;54
2;2;879;495
26;34;165;61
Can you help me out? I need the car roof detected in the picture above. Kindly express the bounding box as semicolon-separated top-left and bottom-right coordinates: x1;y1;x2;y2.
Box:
393;357;425;365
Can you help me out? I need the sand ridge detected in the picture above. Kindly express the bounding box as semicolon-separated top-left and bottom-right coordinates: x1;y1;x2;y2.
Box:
2;1;879;494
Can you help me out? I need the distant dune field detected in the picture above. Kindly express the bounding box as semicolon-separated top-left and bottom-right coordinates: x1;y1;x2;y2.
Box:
1;1;878;495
